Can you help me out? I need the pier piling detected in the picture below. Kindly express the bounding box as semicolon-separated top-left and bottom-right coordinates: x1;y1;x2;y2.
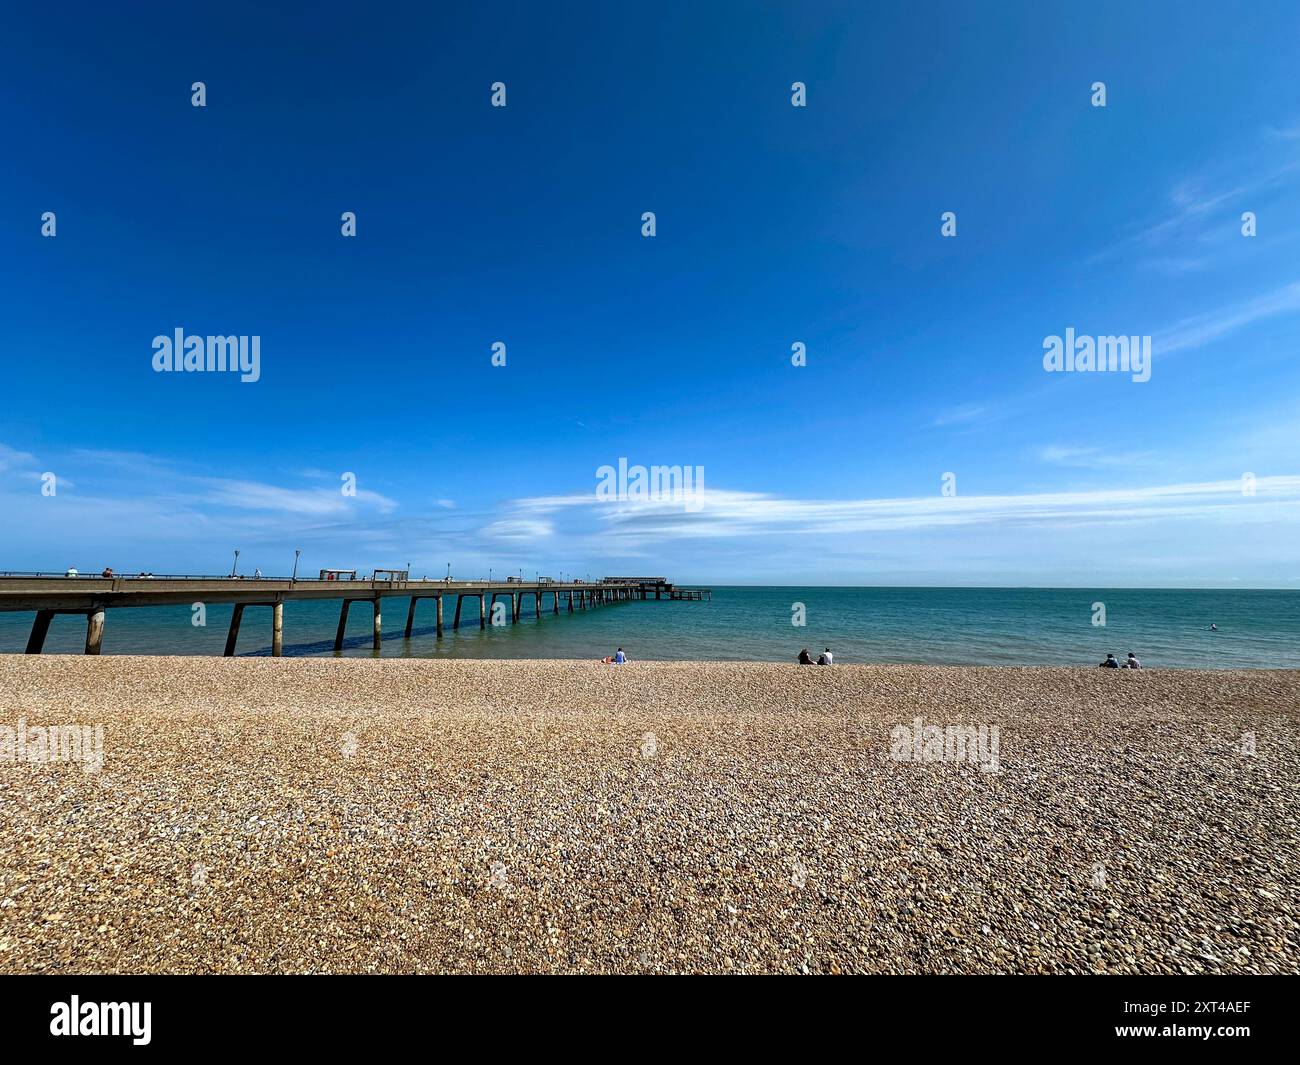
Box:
25;610;54;654
85;609;105;655
333;600;351;653
225;603;246;657
272;601;283;657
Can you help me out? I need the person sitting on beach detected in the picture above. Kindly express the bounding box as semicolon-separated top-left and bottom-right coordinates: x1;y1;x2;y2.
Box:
1100;653;1120;668
818;647;834;665
798;648;815;665
613;647;627;664
1125;652;1141;669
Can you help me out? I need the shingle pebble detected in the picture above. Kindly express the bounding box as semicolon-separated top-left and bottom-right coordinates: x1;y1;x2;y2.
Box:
0;656;1295;974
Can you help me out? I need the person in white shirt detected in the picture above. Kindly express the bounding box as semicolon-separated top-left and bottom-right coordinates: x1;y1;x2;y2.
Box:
818;648;833;665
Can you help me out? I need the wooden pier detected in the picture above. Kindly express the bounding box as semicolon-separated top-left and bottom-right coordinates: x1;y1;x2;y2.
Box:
0;573;710;657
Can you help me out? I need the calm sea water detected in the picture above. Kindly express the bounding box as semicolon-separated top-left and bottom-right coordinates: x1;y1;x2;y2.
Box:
1;588;1295;669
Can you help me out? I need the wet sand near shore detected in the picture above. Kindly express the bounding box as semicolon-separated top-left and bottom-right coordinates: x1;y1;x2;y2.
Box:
0;656;1296;974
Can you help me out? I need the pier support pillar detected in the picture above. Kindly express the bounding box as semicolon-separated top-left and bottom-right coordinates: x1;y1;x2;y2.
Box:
405;596;419;638
567;591;574;612
436;596;444;638
453;595;463;630
272;601;283;657
535;591;542;619
553;591;560;615
26;610;54;654
226;603;246;657
85;609;105;655
372;599;382;651
511;593;520;622
333;600;351;652
479;594;486;629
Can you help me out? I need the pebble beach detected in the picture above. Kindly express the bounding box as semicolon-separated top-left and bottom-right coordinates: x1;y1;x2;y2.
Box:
0;655;1296;974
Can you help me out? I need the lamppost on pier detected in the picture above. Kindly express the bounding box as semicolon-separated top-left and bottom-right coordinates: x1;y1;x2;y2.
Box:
292;549;301;581
230;550;240;578
446;562;451;581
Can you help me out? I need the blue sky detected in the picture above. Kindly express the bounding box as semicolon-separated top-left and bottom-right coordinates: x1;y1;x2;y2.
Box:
2;1;1299;585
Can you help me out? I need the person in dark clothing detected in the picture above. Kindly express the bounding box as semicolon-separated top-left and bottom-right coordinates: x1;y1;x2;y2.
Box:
1100;653;1120;668
798;649;815;665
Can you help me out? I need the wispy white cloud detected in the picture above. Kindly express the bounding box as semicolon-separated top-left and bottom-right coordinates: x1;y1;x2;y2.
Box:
0;443;39;473
1154;280;1300;355
930;403;994;428
481;518;553;541
198;478;398;516
508;476;1300;547
4;443;400;524
1087;160;1299;266
1037;445;1159;469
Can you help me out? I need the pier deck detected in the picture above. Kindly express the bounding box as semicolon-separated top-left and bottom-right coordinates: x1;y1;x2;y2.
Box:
0;574;708;656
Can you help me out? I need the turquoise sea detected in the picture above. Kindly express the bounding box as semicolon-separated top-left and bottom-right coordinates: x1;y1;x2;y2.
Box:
0;587;1296;669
